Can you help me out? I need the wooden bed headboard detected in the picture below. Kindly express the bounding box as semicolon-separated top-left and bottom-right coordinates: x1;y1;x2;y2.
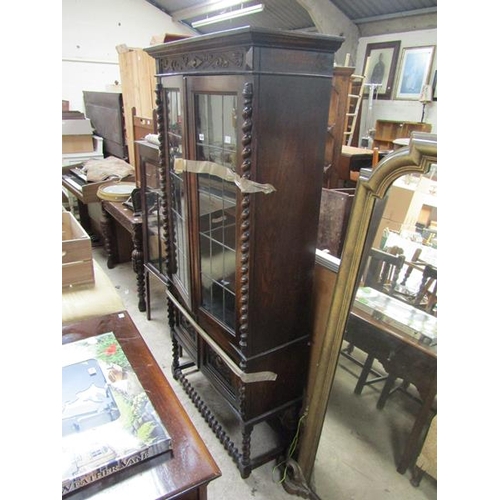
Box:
83;91;128;160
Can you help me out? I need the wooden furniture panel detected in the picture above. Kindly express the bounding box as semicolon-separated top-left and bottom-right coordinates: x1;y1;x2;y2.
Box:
323;66;354;188
316;187;355;258
62;312;221;499
62;211;94;287
132;111;157;184
373;120;432;151
118;46;157;168
83;91;128;159
338;145;377;185
136;140;164;320
145;27;344;478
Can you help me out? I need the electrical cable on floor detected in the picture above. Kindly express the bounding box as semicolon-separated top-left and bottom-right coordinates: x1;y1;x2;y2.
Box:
272;413;306;484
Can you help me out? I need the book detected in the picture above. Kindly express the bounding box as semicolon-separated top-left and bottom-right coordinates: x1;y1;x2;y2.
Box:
62;331;172;495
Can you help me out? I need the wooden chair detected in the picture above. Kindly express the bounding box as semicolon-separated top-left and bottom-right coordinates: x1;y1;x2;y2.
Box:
363;247;406;295
400;248;424;287
130;106;157;176
343;247;406;394
131;109;158;321
413;264;437;315
375;263;437;410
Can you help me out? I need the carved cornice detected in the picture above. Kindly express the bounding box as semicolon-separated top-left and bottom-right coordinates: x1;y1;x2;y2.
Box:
158;49;247;74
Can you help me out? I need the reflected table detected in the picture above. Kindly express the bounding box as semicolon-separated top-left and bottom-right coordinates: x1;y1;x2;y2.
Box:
345;287;437;474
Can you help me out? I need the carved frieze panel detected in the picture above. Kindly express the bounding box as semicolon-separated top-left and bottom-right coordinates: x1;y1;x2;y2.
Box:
158;48;248;74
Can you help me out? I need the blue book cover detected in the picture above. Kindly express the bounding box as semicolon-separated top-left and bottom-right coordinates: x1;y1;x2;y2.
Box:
62;332;172;495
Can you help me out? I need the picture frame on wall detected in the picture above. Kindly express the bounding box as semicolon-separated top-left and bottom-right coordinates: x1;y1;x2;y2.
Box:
362;41;401;100
432;70;437;101
395;46;435;100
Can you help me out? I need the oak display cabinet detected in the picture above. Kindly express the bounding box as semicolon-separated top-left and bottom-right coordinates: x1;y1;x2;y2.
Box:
145;27;343;478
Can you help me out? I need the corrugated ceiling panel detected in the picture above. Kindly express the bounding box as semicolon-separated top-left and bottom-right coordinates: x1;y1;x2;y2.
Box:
146;0;437;34
330;0;437;21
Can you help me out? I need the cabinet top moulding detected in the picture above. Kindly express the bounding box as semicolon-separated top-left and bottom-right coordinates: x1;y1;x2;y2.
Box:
145;26;344;77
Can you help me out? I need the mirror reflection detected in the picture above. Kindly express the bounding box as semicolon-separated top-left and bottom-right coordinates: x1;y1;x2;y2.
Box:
313;165;437;499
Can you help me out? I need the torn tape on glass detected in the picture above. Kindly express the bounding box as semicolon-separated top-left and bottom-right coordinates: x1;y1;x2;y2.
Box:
174;158;276;194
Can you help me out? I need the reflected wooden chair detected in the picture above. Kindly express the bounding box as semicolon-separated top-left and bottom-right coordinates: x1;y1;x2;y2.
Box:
376;263;437;410
413;264;437;315
343;247;406;394
363;246;405;294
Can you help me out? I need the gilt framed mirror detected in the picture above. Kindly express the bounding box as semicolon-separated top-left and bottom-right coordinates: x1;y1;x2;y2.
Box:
284;133;437;498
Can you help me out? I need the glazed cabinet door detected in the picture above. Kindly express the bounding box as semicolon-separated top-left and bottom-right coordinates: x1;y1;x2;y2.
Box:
162;76;192;309
185;75;245;357
140;142;166;280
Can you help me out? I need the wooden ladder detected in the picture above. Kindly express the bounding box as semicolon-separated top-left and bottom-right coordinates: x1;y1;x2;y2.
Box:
343;73;365;147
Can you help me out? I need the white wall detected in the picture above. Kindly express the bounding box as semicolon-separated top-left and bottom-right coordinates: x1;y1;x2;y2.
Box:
355;28;438;142
62;2;437;138
62;0;194;112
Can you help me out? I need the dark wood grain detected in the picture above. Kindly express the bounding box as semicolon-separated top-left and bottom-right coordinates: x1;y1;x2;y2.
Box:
62;312;221;499
144;27;344;477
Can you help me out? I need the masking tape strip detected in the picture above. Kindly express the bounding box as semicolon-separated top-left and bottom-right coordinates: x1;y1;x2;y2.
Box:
165;287;278;383
174;158;276;194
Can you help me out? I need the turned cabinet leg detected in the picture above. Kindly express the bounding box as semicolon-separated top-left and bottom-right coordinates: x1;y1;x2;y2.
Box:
239;425;253;479
171;334;181;380
145;270;151;320
132;225;146;312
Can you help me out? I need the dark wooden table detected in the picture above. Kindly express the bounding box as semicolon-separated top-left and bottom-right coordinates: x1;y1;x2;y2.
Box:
62;311;221;499
101;201;146;312
345;292;437;475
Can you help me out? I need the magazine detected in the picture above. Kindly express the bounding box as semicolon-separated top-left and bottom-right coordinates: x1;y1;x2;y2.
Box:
62;331;172;495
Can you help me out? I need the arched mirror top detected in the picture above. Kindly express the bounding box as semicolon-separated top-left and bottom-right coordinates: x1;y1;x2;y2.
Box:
362;133;437;200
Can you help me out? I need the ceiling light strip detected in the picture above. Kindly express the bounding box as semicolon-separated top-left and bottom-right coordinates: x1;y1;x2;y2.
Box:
192;3;265;28
173;0;254;22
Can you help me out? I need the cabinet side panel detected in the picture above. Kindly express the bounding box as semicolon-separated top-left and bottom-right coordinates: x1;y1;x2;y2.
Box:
243;338;311;420
246;74;331;354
